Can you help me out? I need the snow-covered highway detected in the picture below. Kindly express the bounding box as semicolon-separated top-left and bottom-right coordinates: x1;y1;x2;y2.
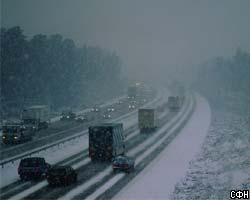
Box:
0;90;209;200
114;94;211;199
0;89;167;199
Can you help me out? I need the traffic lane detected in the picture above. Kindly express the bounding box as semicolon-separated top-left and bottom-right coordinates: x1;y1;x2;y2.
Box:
22;107;171;200
0;98;132;152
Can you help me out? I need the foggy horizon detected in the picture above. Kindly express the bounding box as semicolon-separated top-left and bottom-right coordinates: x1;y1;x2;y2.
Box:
2;0;250;79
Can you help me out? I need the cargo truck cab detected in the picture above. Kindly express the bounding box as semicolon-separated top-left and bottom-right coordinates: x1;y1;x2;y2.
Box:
138;108;158;133
22;105;50;131
2;123;33;144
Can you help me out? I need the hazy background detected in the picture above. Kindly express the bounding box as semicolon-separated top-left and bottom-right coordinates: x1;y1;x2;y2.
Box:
2;0;250;80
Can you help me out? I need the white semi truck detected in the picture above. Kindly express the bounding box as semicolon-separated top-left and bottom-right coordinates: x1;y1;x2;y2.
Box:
21;105;50;131
138;108;158;133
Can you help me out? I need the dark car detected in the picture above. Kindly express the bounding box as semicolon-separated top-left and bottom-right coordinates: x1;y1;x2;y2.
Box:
75;115;88;123
60;111;76;121
103;112;112;119
18;157;51;180
91;106;100;112
117;100;123;105
107;107;115;112
128;104;136;110
112;155;135;173
47;165;77;186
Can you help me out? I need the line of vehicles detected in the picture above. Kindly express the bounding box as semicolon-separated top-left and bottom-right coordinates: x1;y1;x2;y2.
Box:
1;83;151;145
6;83;186;188
2;105;50;144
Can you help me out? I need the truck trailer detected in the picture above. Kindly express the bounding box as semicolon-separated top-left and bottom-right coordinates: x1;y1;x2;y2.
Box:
138;108;158;133
167;96;181;111
21;105;50;131
89;123;125;161
127;86;137;99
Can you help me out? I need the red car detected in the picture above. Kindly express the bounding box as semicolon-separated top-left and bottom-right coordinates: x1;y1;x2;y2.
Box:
112;155;135;173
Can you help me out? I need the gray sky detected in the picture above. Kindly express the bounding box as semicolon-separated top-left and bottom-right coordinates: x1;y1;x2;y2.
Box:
2;0;250;80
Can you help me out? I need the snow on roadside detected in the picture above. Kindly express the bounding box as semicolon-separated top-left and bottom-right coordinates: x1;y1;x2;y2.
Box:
114;94;211;200
171;109;250;200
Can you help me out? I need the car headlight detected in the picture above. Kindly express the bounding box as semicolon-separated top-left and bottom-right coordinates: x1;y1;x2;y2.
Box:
14;136;18;139
67;116;70;118
32;126;36;129
2;136;6;139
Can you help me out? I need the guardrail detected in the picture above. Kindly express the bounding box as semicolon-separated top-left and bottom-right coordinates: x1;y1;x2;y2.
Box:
0;93;161;168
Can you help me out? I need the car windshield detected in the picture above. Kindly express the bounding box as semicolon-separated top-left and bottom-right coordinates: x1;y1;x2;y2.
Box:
2;126;19;133
20;159;44;167
23;119;36;124
115;157;127;164
49;168;66;175
62;111;71;115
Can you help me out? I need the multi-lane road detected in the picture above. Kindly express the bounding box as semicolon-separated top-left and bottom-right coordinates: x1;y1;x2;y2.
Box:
0;88;196;200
